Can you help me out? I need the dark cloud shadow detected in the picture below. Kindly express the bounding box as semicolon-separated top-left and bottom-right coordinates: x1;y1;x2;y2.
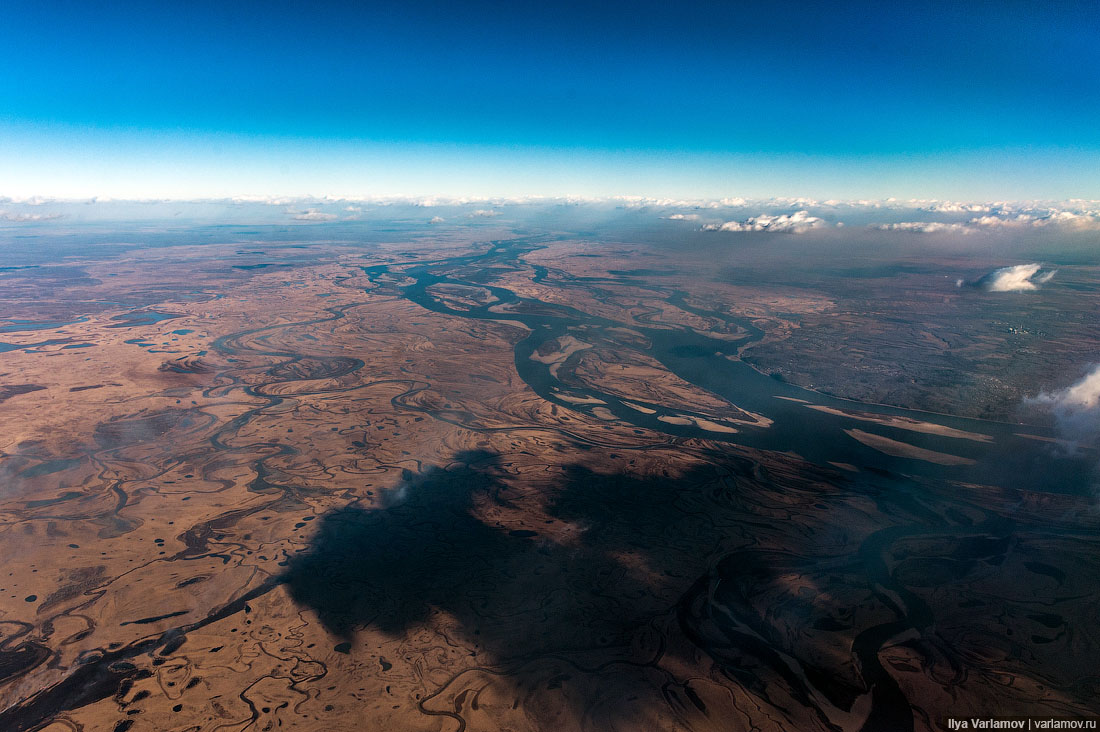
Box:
280;449;1100;730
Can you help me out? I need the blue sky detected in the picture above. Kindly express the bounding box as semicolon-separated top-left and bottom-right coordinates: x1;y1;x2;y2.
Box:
1;1;1098;199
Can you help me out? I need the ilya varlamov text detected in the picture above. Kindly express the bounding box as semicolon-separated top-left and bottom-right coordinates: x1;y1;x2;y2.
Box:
946;720;1098;730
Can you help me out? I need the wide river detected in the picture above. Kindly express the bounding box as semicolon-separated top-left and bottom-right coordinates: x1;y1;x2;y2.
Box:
364;236;1093;495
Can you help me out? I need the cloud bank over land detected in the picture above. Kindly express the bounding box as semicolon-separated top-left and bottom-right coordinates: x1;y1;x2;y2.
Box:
1029;365;1100;450
642;197;1100;234
877;221;969;234
292;208;338;221
870;203;1100;234
1;196;1099;235
879;213;1100;234
701;210;826;233
0;210;63;222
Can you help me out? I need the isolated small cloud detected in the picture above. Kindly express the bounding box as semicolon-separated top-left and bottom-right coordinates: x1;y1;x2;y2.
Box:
665;213;699;221
468;209;500;218
292;208;338;221
429;216;445;224
1029;365;1100;450
975;263;1057;292
702;210;825;233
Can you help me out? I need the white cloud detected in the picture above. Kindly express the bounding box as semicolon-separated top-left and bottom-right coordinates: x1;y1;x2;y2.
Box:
233;195;312;206
968;210;1100;230
702;210;826;233
921;202;993;213
1040;210;1100;229
429;216;445;224
876;221;971;234
968;214;1035;228
1029;365;1100;449
875;208;1100;233
980;263;1057;292
4;197;1100;235
0;211;63;222
292;208;338;221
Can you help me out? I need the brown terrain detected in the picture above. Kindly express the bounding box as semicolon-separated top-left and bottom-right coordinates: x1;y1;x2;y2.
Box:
0;229;1097;731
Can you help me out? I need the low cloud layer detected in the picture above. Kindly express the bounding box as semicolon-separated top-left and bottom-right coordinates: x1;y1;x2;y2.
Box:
1029;365;1100;450
877;221;969;234
874;208;1100;234
3;197;1100;236
0;211;63;222
702;210;825;234
975;263;1057;292
292;208;338;221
